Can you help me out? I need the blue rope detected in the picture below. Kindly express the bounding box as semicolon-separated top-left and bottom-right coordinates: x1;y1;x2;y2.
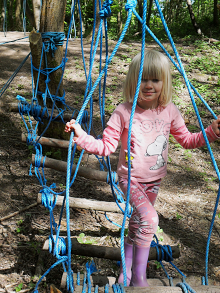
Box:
41;32;65;56
0;36;29;46
11;0;220;290
154;0;220;285
121;0;144;286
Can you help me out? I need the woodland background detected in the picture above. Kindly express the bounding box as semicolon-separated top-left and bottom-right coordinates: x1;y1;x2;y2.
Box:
0;0;220;41
0;0;220;292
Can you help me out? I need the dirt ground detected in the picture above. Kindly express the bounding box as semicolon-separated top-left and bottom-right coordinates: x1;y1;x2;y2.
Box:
0;32;220;292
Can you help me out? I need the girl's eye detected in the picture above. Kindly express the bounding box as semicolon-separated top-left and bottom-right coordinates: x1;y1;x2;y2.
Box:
152;79;159;82
141;78;147;83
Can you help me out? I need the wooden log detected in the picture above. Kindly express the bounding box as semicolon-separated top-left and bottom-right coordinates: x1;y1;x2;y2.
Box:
59;282;220;293
60;272;220;292
22;133;72;149
37;193;124;213
5;101;75;122
42;237;180;261
32;154;117;183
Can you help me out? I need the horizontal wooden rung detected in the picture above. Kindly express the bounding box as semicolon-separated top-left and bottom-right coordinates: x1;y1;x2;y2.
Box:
37;193;125;213
32;154;118;183
43;237;180;261
1;101;75;122
22;133;72;149
60;272;220;292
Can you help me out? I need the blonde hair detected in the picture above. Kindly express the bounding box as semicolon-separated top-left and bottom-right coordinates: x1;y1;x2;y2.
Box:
123;50;172;107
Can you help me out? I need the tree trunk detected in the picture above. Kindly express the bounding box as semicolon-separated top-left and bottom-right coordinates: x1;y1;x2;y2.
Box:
94;0;100;36
29;0;68;150
8;0;13;30
214;0;219;26
186;0;202;35
25;1;36;29
117;0;123;35
0;0;3;31
137;0;143;33
32;0;41;30
146;0;153;28
15;0;22;30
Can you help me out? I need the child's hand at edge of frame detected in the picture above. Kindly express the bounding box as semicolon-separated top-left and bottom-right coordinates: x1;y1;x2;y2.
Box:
65;119;85;140
211;115;220;136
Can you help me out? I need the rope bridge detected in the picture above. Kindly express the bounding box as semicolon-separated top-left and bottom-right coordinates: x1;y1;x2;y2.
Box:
0;0;220;292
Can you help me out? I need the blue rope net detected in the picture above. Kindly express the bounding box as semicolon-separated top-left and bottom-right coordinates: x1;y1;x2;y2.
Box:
1;0;219;292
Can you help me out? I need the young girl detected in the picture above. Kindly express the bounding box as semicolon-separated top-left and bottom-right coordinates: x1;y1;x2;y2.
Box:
65;50;220;287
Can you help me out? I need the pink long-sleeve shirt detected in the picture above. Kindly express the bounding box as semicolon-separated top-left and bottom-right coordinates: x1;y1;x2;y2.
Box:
75;102;218;182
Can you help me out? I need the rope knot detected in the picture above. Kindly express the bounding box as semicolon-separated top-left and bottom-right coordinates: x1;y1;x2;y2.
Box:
48;235;67;256
40;186;57;210
99;0;113;19
41;32;65;56
125;0;137;11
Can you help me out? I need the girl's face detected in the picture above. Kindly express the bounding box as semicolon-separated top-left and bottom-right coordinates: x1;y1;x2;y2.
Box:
137;78;163;110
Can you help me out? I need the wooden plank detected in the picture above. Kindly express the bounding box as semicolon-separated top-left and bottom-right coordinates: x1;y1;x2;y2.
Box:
61;283;220;293
32;154;117;183
42;237;180;261
22;133;72;149
37;193;125;213
4;102;74;122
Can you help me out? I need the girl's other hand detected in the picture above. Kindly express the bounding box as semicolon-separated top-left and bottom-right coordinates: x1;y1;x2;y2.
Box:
211;115;220;136
65;119;85;140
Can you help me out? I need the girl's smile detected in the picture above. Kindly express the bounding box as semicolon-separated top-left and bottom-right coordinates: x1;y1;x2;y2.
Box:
137;78;163;110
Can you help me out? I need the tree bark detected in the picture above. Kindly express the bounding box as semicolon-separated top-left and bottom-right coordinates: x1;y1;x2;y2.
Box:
29;0;69;144
146;0;153;28
117;0;123;35
25;1;36;29
39;0;66;99
186;0;202;35
8;0;13;30
15;0;22;30
137;0;143;33
214;0;219;26
32;0;41;30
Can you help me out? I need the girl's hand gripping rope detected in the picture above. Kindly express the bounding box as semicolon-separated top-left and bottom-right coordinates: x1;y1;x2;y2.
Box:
65;119;85;141
211;115;220;135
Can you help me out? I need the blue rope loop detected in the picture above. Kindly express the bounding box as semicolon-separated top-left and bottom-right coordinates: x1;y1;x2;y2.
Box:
48;235;67;256
151;237;173;263
176;281;197;293
8;0;219;290
40;187;57;210
99;0;113;19
41;32;65;56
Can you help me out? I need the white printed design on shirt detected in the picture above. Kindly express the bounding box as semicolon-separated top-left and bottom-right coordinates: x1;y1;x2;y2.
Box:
145;135;168;170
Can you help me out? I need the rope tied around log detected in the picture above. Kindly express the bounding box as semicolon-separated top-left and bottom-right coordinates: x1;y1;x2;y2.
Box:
151;235;186;285
40;186;58;210
49;235;67;257
112;283;125;293
41;32;65;56
176;280;197;293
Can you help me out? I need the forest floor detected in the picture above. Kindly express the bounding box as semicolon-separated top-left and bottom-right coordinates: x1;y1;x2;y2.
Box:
0;32;220;292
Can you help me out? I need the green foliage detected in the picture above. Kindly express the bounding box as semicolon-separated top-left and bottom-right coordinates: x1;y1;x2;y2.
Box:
176;213;182;220
15;283;23;292
2;0;220;40
156;226;164;242
183;149;192;160
16;219;24;233
77;233;97;245
154;260;162;269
